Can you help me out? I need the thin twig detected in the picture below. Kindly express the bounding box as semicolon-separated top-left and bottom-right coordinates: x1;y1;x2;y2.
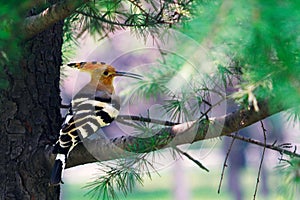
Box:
198;87;226;98
173;146;209;172
217;131;237;194
118;89;226;127
199;98;226;120
217;97;243;194
253;121;267;200
117;115;179;126
170;110;210;172
126;0;148;15
226;135;300;158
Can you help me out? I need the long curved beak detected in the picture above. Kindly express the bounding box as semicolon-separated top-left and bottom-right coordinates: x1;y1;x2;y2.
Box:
115;71;143;80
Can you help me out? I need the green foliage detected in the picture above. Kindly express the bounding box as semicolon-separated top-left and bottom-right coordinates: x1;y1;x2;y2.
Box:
175;2;300;198
84;166;141;200
117;1;300;197
61;19;79;64
121;53;225;124
163;90;201;122
124;63;176;100
63;0;193;40
276;158;300;199
239;1;300;114
0;1;23;55
0;1;23;89
180;0;300;116
0;0;50;89
84;156;155;200
129;112;163;137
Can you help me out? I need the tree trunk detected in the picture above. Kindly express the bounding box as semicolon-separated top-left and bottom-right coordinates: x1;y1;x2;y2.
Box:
0;11;63;200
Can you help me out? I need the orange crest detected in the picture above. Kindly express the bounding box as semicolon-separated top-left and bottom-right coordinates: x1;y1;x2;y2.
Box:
67;62;117;94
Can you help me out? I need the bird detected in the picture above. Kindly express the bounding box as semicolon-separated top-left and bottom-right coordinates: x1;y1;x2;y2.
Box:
49;61;142;186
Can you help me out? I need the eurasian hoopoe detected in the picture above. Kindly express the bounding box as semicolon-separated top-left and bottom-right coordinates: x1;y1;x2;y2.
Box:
50;62;142;185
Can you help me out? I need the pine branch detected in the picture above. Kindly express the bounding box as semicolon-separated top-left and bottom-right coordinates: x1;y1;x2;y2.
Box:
62;100;289;168
21;0;90;39
227;134;300;158
75;10;170;28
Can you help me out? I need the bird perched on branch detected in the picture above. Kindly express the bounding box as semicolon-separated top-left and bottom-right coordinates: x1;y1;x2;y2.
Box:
50;62;142;185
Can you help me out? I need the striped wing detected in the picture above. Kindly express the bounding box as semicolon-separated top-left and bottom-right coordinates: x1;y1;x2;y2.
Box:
53;98;119;154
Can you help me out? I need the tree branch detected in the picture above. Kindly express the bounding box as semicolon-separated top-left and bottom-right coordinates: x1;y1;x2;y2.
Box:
227;134;300;158
117;114;179;126
64;101;285;168
21;0;89;39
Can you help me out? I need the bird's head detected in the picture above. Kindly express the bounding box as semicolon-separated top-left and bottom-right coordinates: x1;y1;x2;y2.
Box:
68;62;142;94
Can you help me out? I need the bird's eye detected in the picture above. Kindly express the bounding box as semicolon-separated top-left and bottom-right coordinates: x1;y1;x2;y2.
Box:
103;70;109;76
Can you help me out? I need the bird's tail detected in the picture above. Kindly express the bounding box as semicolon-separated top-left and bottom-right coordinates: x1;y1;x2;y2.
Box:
49;154;66;186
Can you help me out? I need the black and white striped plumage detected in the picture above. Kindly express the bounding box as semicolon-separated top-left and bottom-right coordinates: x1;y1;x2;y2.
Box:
49;62;141;186
50;94;119;185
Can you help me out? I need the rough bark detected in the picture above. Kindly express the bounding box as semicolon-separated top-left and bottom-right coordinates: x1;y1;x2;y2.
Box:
0;10;63;200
